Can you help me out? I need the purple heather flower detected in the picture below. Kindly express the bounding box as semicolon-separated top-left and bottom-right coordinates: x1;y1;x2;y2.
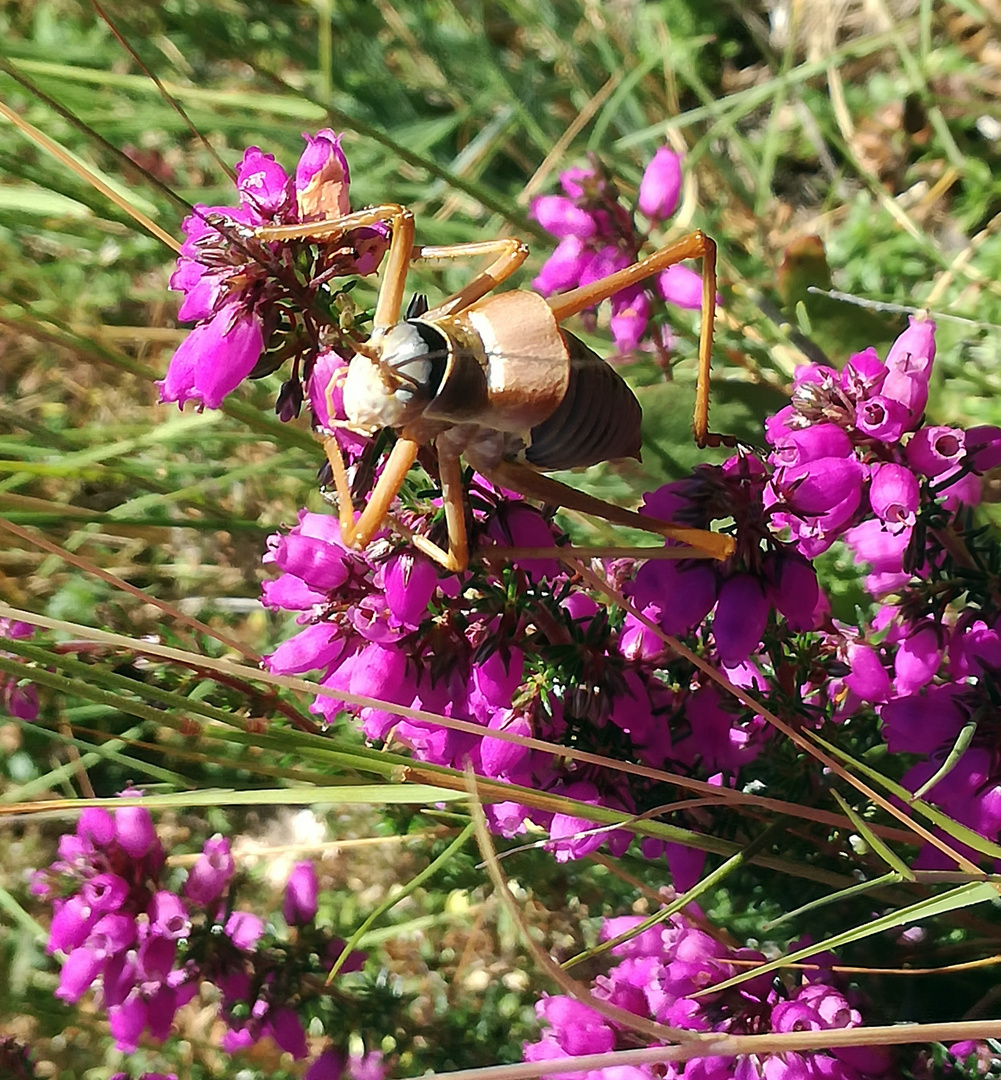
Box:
657;263;704;310
157;302;264;410
885;314;936;379
769;423;852;467
854;394;912;441
81;873;129;913
966;425;1001;472
225;909;265;950
381;552;438;628
630;559;718;636
638;146;683;220
878;685;966;755
869;462;919;526
844;642;890;704
305;1049;347;1080
893;621;944;695
609;285;651;352
185;835;235;905
532;235;592;294
114;804;158;858
284;861;320;926
775;455;866;516
713;574;770;665
764;550;821;632
842;347;888;398
149;891;191;940
906;425;965;477
529;195;598;238
236;146;294;219
296;129;351;219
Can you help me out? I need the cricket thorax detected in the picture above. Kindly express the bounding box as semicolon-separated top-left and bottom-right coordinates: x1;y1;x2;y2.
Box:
342;321;449;431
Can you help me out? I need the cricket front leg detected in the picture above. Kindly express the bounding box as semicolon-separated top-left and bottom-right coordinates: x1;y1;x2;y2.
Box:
485;459;734;562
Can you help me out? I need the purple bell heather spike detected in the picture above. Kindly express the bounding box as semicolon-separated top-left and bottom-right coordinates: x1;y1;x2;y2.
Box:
295;129;351;219
638;146;683;221
965;425;1001;472
532;234;592;295
114;805;158;858
854;393;912;441
235;146;294;219
712;574;770;665
529;195;598;238
657;263;704;310
283;861;320;926
906;425;965;477
157;303;265;410
185;835;235;905
609;285;651;352
869;462;920;526
885;314;936;378
894;622;944;695
841;347;888;399
844;642;890;703
265;622;346;676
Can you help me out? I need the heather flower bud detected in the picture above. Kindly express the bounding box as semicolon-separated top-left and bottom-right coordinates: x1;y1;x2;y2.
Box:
638;146;683;220
894;621;944;695
965;425;1001;472
270;533;350;592
81;873;129;913
295;129;351;219
48;895;97;954
265;622;345;676
769;423;852;468
530;195;598;238
532;235;592;294
149;891;191;940
114;806;158;858
657;263;703;310
56;946;103;1003
713;574;770;665
765;550;821;631
844;642;890;703
776;456;865;515
306;1049;348;1080
885;315;936;379
236;147;294;218
869;463;919;526
382;552;437;629
275;377;304;422
609;285;650;352
841;347;887;399
225;909;264;950
879;686;965;754
269;1006;309;1059
283;861;320;926
854;394;911;441
880;371;929;424
185;835;235;905
906;425;965;477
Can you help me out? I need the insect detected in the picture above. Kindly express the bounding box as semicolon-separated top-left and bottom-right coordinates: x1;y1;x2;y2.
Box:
256;204;735;571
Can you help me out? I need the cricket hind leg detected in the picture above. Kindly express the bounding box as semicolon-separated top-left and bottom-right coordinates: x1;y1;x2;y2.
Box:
546;231;735;450
484;458;734;562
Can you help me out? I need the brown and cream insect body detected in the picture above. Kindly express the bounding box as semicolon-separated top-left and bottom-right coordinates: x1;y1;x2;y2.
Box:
258;203;733;570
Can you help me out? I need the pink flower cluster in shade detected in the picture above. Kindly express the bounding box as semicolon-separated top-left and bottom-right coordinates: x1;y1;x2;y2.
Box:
33;806;376;1068
523;914;892;1080
160;131;386;412
531;148;708;354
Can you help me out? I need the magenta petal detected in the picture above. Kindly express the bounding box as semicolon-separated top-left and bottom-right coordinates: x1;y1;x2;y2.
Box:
869;463;919;526
609;285;650;352
854;394;912;441
283;861;319;926
295;129;350;219
236;146;293;218
55;946;103;1003
632;560;718;636
383;553;437;628
906;426;965;478
115;806;157;858
269;1007;309;1059
713;575;769;665
225;910;264;949
271;533;349;592
185;835;234;905
885;315;936;379
657;263;703;310
530;195;597;239
638;146;683;220
844;642;890;703
158;305;264;410
894;622;943;695
265;622;345;675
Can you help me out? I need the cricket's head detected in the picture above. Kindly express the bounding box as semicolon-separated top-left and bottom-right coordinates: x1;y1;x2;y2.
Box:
342;320;448;432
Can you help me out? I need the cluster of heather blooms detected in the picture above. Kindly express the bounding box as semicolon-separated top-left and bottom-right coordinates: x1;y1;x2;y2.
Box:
262;479;782;884
0;618;39;720
33;805;382;1072
522;914;892;1079
159;130;386;414
531;146;706;355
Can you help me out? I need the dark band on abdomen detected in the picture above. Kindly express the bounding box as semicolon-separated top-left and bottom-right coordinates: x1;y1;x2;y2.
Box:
525;332;642;471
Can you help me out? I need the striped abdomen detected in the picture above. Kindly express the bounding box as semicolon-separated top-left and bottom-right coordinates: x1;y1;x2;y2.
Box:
524;331;642;471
